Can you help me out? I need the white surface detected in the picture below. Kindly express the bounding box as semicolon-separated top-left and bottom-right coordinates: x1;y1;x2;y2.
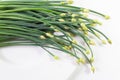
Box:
0;0;120;80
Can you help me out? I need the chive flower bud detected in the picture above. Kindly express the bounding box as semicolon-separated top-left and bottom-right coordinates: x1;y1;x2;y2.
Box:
45;33;54;38
102;40;107;44
72;40;77;44
78;28;82;31
95;32;100;38
107;39;112;44
78;18;83;22
54;29;59;32
85;49;90;54
60;1;66;5
80;23;88;31
58;19;65;22
91;66;95;73
68;46;72;50
63;46;72;50
71;14;78;17
77;58;85;64
63;46;70;50
84;31;88;35
40;35;46;39
90;57;94;63
67;0;74;4
50;26;54;29
88;40;96;45
82;8;90;13
91;23;97;27
60;13;66;17
54;56;60;60
82;13;88;18
64;26;70;30
71;18;77;22
104;15;110;20
93;20;102;25
66;32;72;36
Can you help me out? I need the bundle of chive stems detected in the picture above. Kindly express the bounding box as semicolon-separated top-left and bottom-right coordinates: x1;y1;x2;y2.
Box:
0;0;111;72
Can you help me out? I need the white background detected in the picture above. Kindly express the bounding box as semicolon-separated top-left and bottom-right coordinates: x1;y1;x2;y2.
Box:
0;0;120;80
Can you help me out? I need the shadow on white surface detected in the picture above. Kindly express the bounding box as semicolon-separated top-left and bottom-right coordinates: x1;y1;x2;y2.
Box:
67;66;83;80
0;50;14;64
67;64;93;80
